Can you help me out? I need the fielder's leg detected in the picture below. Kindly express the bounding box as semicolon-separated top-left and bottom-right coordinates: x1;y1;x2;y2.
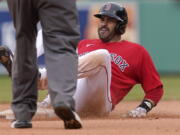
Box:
7;0;39;128
38;0;82;129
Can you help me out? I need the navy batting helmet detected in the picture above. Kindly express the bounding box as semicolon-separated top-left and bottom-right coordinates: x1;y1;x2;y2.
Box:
94;2;128;35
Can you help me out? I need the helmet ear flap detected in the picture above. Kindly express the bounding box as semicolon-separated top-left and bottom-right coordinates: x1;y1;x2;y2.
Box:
115;23;120;34
115;22;126;35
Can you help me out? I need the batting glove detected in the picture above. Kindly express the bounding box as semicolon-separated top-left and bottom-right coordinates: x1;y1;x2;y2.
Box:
128;107;147;118
127;99;154;118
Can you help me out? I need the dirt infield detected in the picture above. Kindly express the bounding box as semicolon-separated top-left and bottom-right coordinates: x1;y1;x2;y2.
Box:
0;101;180;135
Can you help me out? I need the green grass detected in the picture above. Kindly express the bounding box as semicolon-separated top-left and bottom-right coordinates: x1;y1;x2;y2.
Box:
123;75;180;101
0;75;180;103
0;75;48;103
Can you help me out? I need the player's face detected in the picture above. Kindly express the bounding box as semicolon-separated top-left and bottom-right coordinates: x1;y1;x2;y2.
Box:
98;16;118;42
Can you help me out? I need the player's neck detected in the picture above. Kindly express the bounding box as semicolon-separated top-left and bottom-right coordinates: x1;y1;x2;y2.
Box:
109;35;121;43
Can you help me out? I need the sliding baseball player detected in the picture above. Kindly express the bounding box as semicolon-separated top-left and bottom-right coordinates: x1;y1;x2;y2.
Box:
0;2;163;118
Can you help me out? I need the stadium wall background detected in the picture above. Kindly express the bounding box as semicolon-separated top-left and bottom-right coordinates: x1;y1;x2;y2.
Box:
0;0;180;75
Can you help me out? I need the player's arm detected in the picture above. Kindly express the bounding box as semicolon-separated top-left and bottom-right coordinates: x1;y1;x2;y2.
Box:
36;29;45;57
128;46;164;117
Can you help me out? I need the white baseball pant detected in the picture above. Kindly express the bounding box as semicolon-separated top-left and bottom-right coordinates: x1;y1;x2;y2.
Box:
75;49;112;116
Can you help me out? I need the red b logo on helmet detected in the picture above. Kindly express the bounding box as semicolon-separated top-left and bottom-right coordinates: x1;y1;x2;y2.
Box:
103;3;111;11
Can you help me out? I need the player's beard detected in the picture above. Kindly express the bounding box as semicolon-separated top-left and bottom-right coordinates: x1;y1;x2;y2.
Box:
98;26;116;43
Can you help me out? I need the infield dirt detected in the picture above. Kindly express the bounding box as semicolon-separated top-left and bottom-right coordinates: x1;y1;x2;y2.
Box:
0;101;180;135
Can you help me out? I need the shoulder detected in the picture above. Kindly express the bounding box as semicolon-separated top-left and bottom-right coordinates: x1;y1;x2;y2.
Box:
123;40;149;54
123;40;144;48
78;39;100;48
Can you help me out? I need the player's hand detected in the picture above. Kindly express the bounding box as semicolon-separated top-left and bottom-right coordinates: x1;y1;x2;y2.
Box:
127;107;147;118
38;78;48;90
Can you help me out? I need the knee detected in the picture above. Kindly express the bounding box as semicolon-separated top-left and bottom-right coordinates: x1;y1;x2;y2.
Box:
93;49;111;65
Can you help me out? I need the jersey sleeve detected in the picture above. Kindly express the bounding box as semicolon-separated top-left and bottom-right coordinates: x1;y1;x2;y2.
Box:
36;29;44;57
137;47;163;92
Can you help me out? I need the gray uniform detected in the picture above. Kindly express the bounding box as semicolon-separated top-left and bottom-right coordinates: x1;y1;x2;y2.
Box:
7;0;80;121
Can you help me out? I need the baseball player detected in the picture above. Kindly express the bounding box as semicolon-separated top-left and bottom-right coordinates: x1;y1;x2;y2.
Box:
0;2;163;118
7;0;82;129
39;2;164;117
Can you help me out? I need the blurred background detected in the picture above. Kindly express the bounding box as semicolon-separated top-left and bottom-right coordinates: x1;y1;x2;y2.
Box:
0;0;180;103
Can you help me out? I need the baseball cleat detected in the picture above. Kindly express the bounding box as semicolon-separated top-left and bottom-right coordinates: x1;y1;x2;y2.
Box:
11;120;32;128
54;105;82;129
0;45;13;76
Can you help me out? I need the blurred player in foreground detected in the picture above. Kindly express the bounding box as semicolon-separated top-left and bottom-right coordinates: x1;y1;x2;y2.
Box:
0;2;163;118
7;0;82;129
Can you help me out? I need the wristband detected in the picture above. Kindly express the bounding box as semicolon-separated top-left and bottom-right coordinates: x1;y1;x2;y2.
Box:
138;99;154;112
